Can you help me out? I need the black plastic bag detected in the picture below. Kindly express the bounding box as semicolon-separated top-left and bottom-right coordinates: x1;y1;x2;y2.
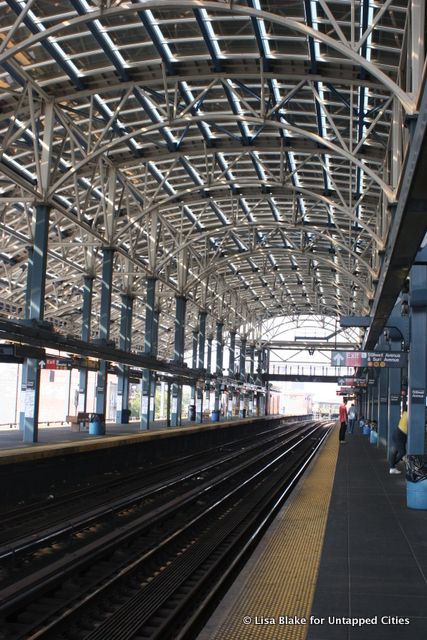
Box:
406;455;427;483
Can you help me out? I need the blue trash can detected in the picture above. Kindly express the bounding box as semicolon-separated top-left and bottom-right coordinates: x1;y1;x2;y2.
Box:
89;413;105;435
406;456;427;509
407;480;427;509
211;410;220;422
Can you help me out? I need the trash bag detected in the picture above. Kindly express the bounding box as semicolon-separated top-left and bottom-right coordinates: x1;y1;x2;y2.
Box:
406;455;427;483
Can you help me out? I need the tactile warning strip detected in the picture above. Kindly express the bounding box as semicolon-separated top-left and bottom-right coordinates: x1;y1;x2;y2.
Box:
207;426;339;640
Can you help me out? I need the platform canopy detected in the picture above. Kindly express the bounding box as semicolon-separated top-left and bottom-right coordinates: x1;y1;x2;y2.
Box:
0;1;420;355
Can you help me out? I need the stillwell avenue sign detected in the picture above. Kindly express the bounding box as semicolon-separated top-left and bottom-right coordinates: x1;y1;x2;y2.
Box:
330;351;407;368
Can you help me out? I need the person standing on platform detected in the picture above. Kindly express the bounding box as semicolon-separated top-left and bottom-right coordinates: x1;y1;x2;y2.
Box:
347;403;357;434
389;406;408;474
339;398;348;443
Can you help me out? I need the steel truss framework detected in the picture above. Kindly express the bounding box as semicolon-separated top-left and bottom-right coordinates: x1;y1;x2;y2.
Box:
0;0;424;355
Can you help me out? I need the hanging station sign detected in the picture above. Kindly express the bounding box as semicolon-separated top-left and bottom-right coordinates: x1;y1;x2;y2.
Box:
44;357;73;370
331;351;407;368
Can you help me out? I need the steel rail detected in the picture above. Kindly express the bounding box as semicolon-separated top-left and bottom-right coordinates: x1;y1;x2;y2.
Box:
0;422;319;625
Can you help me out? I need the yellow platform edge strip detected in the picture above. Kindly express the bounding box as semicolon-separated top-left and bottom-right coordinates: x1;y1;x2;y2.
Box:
208;425;340;640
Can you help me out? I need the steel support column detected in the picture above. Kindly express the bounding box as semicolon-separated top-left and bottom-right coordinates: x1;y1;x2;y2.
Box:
214;322;223;415
206;335;212;374
190;329;198;403
171;295;186;427
388;340;402;460
150;307;160;422
23;204;50;443
166;380;171;427
239;337;247;418
19;245;33;431
227;330;236;418
366;381;372;420
371;379;377;421
264;348;270;416
408;260;427;454
141;277;156;430
78;275;94;415
255;348;262;416
196;311;207;423
359;389;367;422
205;334;212;416
116;294;133;423
377;367;389;447
248;343;255;416
95;247;114;429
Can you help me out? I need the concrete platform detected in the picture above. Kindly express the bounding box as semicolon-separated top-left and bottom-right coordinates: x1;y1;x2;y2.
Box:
0;414;259;455
197;426;427;640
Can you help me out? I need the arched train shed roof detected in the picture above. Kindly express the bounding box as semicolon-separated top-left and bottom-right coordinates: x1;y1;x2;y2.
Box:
0;0;418;352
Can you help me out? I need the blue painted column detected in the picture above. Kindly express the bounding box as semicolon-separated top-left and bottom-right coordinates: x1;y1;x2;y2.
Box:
205;335;212;415
408;260;427;454
387;341;402;459
227;330;236;418
24;245;34;319
196;311;207;423
23;204;50;443
239;337;247;417
377;367;388;447
369;375;377;420
366;380;372;420
249;344;255;380
190;328;198;405
214;322;223;416
19;246;33;431
206;335;212;374
150;307;160;423
116;294;134;423
255;348;262;416
78;275;94;415
95;247;114;431
248;343;255;416
141;277;156;430
264;348;270;416
171;295;187;426
239;337;247;381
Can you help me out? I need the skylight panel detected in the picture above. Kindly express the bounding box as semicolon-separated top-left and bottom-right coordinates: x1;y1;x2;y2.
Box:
78;0;128;68
16;0;82;77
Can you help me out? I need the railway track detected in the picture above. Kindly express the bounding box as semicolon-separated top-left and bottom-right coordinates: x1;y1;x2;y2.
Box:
0;419;305;545
0;420;332;640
